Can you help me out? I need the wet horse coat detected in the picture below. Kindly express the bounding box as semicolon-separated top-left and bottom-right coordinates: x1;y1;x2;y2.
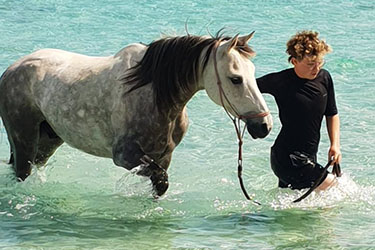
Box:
0;33;272;196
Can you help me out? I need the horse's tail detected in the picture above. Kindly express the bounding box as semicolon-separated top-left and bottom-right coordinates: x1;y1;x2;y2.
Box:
0;70;5;143
0;112;12;164
0;119;12;165
0;69;14;165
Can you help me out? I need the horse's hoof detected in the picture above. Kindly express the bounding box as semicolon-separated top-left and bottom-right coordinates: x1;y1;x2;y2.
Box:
150;171;169;197
152;179;169;197
16;172;29;182
135;157;169;197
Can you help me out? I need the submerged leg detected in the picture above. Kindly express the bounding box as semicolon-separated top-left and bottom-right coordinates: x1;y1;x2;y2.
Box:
10;124;40;180
113;137;169;197
0;108;42;180
137;155;169;197
317;173;337;190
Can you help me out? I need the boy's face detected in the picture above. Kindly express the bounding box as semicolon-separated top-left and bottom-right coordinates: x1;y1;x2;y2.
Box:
292;56;325;80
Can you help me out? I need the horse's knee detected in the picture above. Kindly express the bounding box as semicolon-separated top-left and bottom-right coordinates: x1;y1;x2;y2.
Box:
112;137;144;170
112;137;170;196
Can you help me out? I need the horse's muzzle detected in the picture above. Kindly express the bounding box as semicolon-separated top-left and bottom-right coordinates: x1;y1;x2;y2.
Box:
246;116;272;139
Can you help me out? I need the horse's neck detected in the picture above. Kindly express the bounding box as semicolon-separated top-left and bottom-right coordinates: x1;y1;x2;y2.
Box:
165;50;208;120
165;83;201;122
117;41;205;121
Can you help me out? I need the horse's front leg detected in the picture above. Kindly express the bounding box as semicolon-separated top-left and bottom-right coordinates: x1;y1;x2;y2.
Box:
112;137;169;197
137;155;169;197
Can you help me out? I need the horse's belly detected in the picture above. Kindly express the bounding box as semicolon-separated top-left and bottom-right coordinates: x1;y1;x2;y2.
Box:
55;125;113;158
34;75;118;158
46;110;114;158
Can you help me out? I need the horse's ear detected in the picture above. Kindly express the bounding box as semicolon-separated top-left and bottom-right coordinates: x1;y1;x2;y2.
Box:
222;34;239;53
238;31;255;45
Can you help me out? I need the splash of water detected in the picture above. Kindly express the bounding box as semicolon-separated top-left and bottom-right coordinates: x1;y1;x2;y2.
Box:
114;167;154;198
269;173;375;210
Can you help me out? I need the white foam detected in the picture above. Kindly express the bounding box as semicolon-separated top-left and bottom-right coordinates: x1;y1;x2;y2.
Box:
270;173;375;210
114;170;153;197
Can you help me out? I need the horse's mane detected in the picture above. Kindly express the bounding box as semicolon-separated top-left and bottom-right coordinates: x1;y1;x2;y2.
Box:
122;32;255;112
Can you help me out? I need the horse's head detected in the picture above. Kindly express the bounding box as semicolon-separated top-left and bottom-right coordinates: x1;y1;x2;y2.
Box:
202;32;272;139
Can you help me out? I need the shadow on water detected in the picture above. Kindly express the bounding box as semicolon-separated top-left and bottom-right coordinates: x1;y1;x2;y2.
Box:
199;210;338;249
0;212;185;249
0;178;177;249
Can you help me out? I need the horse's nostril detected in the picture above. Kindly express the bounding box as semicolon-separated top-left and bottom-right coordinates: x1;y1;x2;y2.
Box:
261;123;269;134
246;121;271;139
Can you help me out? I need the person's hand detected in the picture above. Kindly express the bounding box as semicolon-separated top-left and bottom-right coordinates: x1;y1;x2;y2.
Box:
328;145;342;164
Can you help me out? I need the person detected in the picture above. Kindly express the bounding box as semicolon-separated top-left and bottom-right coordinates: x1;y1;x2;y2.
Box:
257;30;341;190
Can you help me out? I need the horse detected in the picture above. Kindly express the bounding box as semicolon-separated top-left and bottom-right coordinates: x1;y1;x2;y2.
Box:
0;32;272;197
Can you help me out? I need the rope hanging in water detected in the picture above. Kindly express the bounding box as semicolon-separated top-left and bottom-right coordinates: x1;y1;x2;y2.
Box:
234;118;262;206
217;85;262;205
212;40;266;206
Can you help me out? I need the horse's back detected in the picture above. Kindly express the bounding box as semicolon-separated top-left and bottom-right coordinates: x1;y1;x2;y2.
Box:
0;48;118;118
1;43;147;87
0;45;147;157
0;49;110;95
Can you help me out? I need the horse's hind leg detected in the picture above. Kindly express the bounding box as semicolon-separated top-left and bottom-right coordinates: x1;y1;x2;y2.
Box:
2;117;40;180
0;67;46;180
34;121;63;166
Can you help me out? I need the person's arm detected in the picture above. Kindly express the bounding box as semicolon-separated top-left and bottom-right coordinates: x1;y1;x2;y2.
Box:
256;71;282;95
326;114;341;164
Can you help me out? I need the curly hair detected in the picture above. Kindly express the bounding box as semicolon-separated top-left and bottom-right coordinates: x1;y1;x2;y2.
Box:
286;30;332;62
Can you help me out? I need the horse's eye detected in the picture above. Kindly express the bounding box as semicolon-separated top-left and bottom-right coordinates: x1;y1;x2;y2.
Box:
230;76;243;85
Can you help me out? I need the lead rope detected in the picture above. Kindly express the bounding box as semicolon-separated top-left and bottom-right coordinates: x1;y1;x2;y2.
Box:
213;41;264;205
293;158;342;203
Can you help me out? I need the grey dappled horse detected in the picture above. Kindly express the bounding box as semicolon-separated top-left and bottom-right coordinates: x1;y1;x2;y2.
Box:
0;32;272;196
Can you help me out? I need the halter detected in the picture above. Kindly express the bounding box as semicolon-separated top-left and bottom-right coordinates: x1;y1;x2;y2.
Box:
212;40;269;205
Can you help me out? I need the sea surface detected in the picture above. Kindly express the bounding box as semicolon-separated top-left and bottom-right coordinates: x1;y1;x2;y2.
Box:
1;0;375;249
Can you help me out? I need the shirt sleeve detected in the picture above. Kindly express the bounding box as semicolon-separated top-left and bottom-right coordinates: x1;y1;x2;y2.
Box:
256;72;281;96
324;71;338;116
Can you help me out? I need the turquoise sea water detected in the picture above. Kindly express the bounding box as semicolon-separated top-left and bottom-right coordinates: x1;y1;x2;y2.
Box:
1;0;375;249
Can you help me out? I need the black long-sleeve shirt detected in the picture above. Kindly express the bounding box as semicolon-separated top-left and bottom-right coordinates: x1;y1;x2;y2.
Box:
257;68;338;158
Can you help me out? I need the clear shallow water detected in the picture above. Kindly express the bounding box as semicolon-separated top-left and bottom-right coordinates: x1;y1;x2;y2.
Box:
1;0;375;249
